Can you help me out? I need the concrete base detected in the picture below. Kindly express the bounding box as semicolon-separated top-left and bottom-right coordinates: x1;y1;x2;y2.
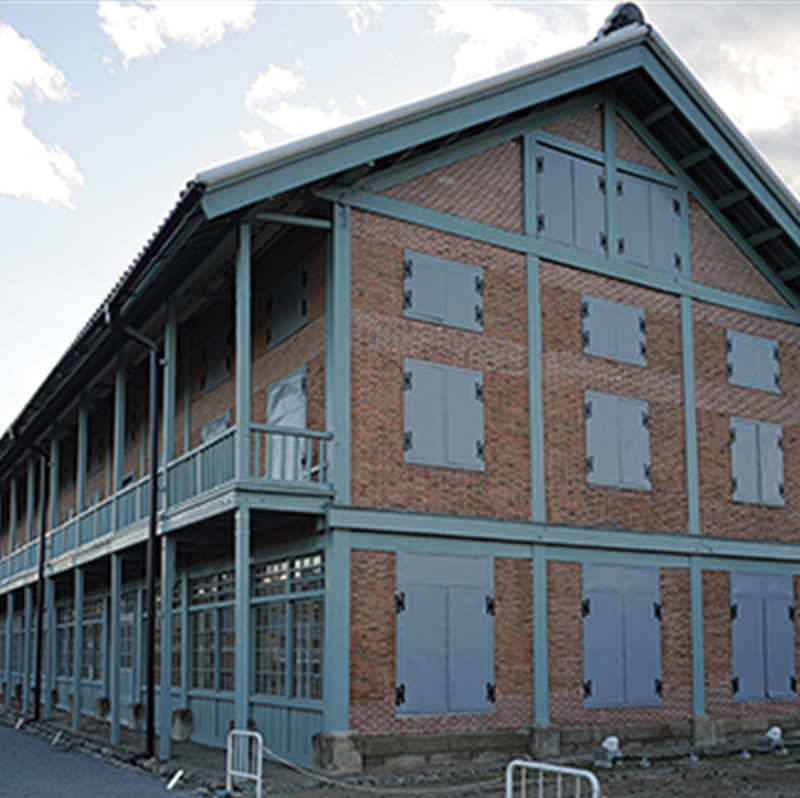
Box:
94;696;110;720
312;732;363;775
529;722;561;759
691;714;716;746
129;702;144;731
171;708;194;742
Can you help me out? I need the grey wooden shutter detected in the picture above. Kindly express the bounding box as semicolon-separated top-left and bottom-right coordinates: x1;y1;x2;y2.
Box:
445;367;484;471
201;325;232;393
765;596;796;699
585;391;620;487
267;264;308;349
624;592;662;705
650;183;682;274
448;586;494;712
731;595;765;701
759;422;784;506
200;410;231;444
537;146;573;246
731;417;759;503
618;398;651;490
403;251;446;324
617;174;651;267
583;295;646;367
396;584;447;714
446;260;484;332
583;591;624;707
403;359;446;467
574;158;606;255
727;331;780;394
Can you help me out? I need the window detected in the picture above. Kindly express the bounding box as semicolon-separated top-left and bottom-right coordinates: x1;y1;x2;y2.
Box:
200;325;232;393
61;438;76;492
583;564;662;708
536;145;606;255
616;173;682;274
403;359;484;471
266;369;307;480
727;330;779;393
88;430;104;476
124;400;137;452
189;569;235;691
731;572;796;701
253;552;324;700
200;410;231;444
585;391;651;490
730;417;784;506
10;610;23;676
582;295;646;366
82;597;103;681
56;605;75;678
395;553;494;715
402;250;484;332
267;262;308;349
120;592;135;670
154;581;182;687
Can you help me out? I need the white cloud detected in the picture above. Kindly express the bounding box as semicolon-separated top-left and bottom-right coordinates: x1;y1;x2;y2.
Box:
341;1;384;36
0;23;83;207
238;128;268;150
244;65;305;114
254;101;352;140
98;0;256;66
430;1;607;86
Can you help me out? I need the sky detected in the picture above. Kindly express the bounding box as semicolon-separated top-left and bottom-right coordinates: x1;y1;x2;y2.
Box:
2;0;800;434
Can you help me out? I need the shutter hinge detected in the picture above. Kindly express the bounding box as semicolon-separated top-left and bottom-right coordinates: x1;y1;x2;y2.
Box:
655;678;663;697
485;596;495;616
600;232;608;251
581;598;591;618
775;374;781;389
301;298;308;317
486;682;496;703
731;477;738;494
537;213;546;233
583;679;593;698
779;483;785;498
403;431;412;452
581;299;590;318
475;275;484;296
403;371;413;390
642;412;650;429
674;253;682;271
654;602;662;621
730;603;738;621
585;456;594;475
475;305;484;326
791;676;798;693
395;592;405;614
673;198;681;216
617;237;626;255
403;289;413;309
732;676;739;695
475;382;484;403
774;344;780;362
585;401;592;419
725;334;732;353
395;684;406;706
536;155;544;174
639;316;646;335
644;463;652;482
789;605;795;622
582;330;590;348
726;362;733;378
476;441;485;460
730;428;736;444
640;341;647;359
778;436;784;452
598;174;606;194
616;181;624;197
403;257;413;278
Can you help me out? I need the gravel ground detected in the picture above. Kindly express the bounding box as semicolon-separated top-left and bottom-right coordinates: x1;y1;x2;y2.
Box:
3;706;800;798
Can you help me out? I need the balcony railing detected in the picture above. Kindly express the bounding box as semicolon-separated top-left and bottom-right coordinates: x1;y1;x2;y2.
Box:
0;424;332;581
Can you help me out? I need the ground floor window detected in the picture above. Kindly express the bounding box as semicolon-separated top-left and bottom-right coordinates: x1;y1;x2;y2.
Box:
56;606;74;678
189;570;235;691
82;597;104;681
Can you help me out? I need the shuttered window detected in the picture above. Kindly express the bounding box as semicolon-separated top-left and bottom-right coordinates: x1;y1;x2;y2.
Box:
536;145;607;255
583;564;662;709
585;391;651;491
731;572;796;702
396;553;494;716
267;369;307;480
617;173;682;274
267;262;308;349
403;251;484;332
726;330;780;393
200;410;231;444
201;325;231;393
403;359;484;471
582;295;647;366
730;417;784;506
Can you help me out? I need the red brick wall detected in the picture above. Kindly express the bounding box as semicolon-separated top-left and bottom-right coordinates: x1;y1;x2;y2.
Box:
548;562;692;728
703;570;800;720
381;140;523;234
544;106;603;151
693;301;800;542
540;261;688;533
616;116;670;174
349;211;530;519
690;197;788;306
349;550;533;736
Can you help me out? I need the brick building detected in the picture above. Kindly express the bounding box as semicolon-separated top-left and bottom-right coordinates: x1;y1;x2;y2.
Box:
2;11;800;768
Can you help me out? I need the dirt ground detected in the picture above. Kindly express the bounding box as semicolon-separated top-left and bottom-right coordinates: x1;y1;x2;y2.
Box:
3;705;800;797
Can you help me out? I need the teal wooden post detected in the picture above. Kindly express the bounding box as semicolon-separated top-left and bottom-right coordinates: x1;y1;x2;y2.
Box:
113;357;126;498
183;329;192;455
109;553;122;744
681;297;701;535
527;254;546;523
22;585;32;713
26;459;35;545
163;300;178;467
159;535;175;759
77;399;88;514
179;575;189;709
72;567;84;730
690;556;705;716
9;473;17;553
4;592;13;706
235;223;251;483
49;434;59;532
327;203;351;503
533;543;549;723
324;529;351;732
44;576;55;719
233;507;250;730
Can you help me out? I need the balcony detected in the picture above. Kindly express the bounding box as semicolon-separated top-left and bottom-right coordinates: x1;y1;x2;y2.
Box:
0;424;333;582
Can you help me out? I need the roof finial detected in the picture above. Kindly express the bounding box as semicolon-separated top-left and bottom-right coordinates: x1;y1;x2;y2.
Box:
594;3;646;41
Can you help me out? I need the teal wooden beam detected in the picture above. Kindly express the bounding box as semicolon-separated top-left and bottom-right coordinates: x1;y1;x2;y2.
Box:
109;552;121;744
532;543;548;723
44;576;55;719
681;297;701;535
690;556;705;716
159;535;175;759
77;399;88;514
327;204;351;504
233;507;250;730
324;528;351;732
163;300;178;465
235;224;252;484
604;100;619;273
72;566;84;730
526;255;546;524
179;574;189;709
22;584;31;713
4;592;12;706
